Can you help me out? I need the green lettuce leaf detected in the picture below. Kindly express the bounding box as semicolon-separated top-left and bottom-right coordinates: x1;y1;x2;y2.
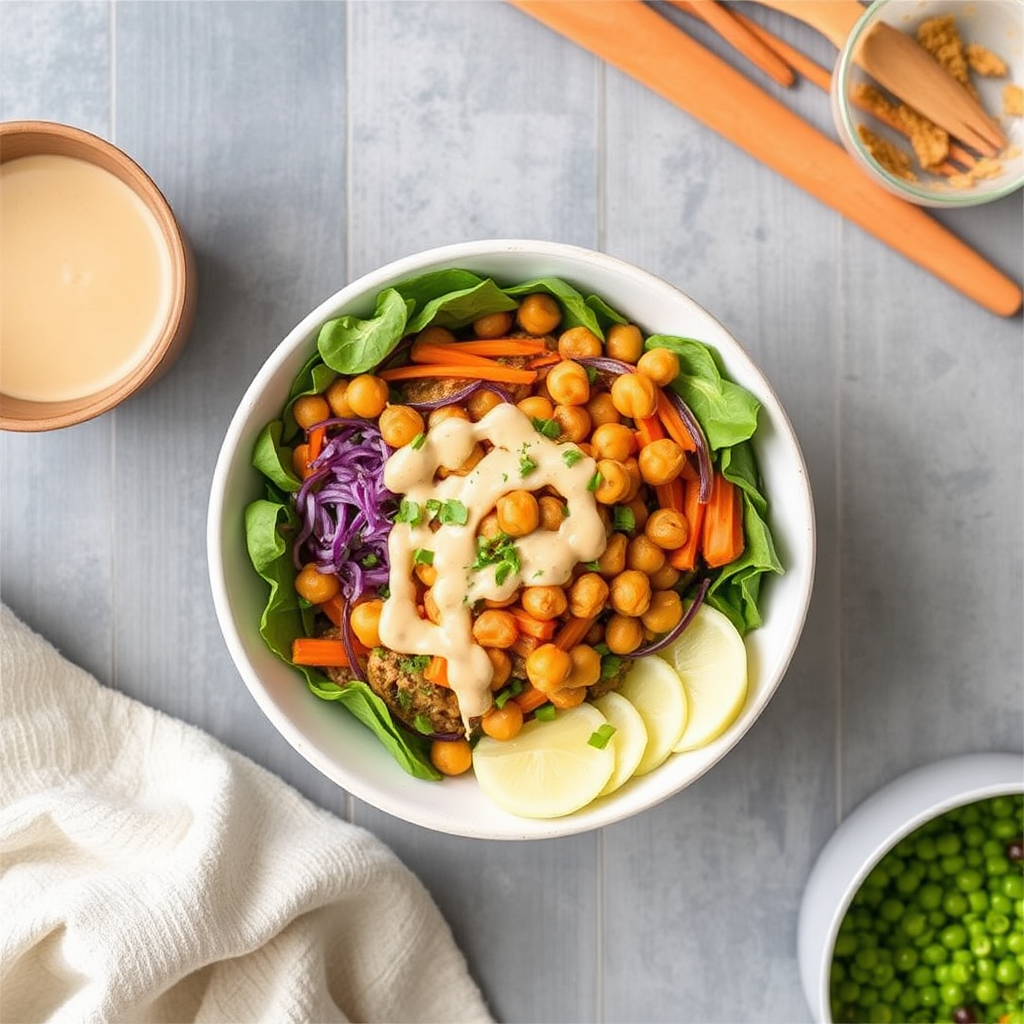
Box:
317;287;412;375
405;277;519;334
503;277;605;339
252;420;301;493
645;335;760;451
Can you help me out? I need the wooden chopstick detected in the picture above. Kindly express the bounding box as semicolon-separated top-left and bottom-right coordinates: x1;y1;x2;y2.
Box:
667;0;795;88
507;0;1022;316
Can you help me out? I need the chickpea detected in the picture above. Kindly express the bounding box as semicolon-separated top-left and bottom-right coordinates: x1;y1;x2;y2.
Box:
576;442;594;459
610;372;658;420
586;391;621;427
622;458;643;502
350;599;384;647
428;404;470;429
568;572;609;619
478;511;502;542
548;685;587;710
472;609;518;649
520;585;568;621
584;620;605;646
438;443;483;478
325;378;353;418
431;738;473;776
378;404;424;448
295;563;340;605
627;534;667;575
496;489;540;537
346;374;389;419
605;614;645;654
649;563;681;591
605;322;644;364
516;293;562;336
525;643;572;694
414;561;437;587
538;495;568;531
565;644;602;689
486;647;512;690
625;496;650;532
483;593;518;609
517;394;554;421
594;459;632;505
467;387;503;421
642;590;684;635
552;404;591;443
591;422;638;462
638;438;686;487
557;326;602;360
292;442;312;479
637;348;680;386
610;569;652;617
422;589;442;626
292;393;330;429
416;325;457;347
596;532;628;578
473;310;514;339
645;508;690;550
545;360;591;407
481;701;524;741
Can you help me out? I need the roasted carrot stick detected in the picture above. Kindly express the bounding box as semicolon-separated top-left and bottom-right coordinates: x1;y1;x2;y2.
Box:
307;424;326;463
668;0;795;87
291;638;350;666
700;472;745;568
668;476;707;572
634;413;666;448
514;686;552;714
425;655;450;687
655;476;685;519
379;363;537;385
319;594;345;628
553;615;597;651
510;609;558;641
511;633;541;659
409;343;502;367
419;338;549;358
656;391;697;452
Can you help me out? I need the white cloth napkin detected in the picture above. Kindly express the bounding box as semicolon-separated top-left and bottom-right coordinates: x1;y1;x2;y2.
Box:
0;604;494;1024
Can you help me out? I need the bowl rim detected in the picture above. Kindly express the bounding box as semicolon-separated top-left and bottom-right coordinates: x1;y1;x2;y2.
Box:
831;0;1024;209
798;751;1024;1023
0;119;197;432
207;238;817;839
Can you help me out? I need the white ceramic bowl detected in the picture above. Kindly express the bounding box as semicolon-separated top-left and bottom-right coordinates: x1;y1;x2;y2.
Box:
798;752;1024;1022
831;0;1024;208
207;239;816;840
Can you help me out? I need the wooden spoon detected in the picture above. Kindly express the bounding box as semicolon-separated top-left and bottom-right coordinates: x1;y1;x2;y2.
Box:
752;0;1007;155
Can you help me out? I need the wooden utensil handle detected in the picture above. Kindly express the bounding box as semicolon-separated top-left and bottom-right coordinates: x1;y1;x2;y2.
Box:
509;0;1022;317
748;0;864;50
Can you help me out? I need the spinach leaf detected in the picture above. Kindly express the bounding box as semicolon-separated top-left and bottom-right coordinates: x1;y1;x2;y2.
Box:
316;287;412;375
719;440;768;519
503;277;605;339
585;293;628;332
646;335;760;451
393;269;489;309
306;677;442;781
405;278;519;334
252;420;301;493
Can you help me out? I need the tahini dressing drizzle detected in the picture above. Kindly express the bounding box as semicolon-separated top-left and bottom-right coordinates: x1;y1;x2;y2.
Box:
379;403;607;726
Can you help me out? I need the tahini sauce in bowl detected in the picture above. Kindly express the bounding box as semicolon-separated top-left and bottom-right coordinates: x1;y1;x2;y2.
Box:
0;121;196;431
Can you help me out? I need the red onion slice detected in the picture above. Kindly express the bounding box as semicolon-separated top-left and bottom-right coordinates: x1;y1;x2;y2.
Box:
632;577;711;658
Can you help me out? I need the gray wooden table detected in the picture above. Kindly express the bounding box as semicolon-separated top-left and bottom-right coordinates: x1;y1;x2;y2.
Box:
3;3;1022;1021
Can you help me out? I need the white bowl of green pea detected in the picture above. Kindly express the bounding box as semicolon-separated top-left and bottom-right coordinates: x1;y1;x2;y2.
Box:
798;753;1024;1024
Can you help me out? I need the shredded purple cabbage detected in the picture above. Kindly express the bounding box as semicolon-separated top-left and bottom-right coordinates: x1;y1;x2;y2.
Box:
293;418;397;602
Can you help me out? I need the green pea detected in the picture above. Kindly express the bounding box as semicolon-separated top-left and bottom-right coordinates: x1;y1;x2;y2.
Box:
856;947;879;970
896;871;921;896
941;854;966;875
830;960;846;984
938;980;964;1006
948;961;971;984
898;987;919;1012
964;824;987;847
918;884;944;910
927;910;947;928
968;890;990;913
976;977;1000;1004
909;965;933;987
867;1004;892;1024
988;910;1011;934
997;957;1022;984
902;911;928;937
893;947;918;972
922;943;948;965
976;957;996;978
916;837;938;861
971;934;994;957
957;868;984;893
944;891;969;917
1007;931;1024;955
1001;873;1024;900
991;894;1013;915
934;963;952;984
858;985;879;1008
991;796;1017;817
834;933;857;958
878;898;903;922
872;963;895;987
940;924;967;949
836;979;860;1004
936;833;962;856
917;985;939;1007
994;819;1020;840
983;839;1005;858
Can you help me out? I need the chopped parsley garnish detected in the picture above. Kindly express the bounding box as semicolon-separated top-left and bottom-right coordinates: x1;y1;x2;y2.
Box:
587;471;602;492
534;703;557;721
413;548;434;566
531;416;561;439
395;498;422;525
360;553;380;568
399;654;431;674
583;559;601;571
410;432;426;450
588;723;617;749
437;498;469;526
519;454;538;478
562;448;583;468
612;505;636;533
472;532;521;587
584;365;598;384
494;678;524;709
412;713;435;735
396;689;413;710
600;654;624;681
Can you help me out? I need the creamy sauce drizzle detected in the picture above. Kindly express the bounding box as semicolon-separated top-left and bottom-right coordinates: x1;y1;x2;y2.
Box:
379;403;608;726
0;154;173;402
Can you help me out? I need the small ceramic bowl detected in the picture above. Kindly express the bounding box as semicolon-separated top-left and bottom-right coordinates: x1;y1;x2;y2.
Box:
831;0;1024;208
798;752;1024;1022
207;239;816;840
0;121;197;431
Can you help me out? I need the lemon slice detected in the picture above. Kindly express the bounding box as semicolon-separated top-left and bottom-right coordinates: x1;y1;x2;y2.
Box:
664;603;748;753
472;703;615;818
616;656;688;776
592;690;649;796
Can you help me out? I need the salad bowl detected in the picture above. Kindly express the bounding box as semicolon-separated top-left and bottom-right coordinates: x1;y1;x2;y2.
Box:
207;239;815;839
